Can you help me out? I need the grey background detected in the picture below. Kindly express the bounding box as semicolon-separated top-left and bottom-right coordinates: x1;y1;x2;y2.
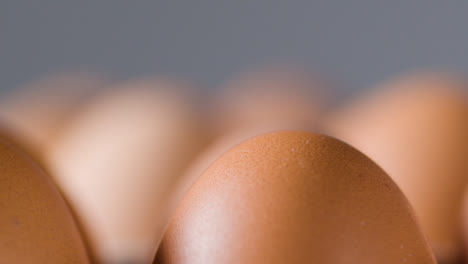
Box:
2;1;468;97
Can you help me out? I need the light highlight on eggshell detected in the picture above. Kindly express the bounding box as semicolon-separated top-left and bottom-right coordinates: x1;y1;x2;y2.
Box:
324;72;468;263
156;131;436;264
0;71;110;156
46;78;208;264
0;132;89;263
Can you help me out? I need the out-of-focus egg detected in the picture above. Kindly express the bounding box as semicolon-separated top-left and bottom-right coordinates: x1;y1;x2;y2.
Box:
156;131;436;264
212;66;327;137
0;71;110;156
46;78;208;264
324;72;468;263
0;132;89;263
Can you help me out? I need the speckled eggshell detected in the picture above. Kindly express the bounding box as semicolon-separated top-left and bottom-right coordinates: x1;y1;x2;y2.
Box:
324;72;468;263
46;78;208;264
156;131;436;264
0;133;89;263
181;66;329;194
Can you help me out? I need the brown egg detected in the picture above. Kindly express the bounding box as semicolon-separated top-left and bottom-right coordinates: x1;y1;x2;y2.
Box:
462;189;468;262
212;66;327;137
324;72;468;263
46;78;208;264
0;71;110;156
183;66;328;189
156;131;436;264
0;132;89;263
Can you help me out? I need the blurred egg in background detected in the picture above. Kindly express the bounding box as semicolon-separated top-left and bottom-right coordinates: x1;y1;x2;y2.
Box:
324;72;468;263
211;65;329;137
45;78;208;263
0;71;111;157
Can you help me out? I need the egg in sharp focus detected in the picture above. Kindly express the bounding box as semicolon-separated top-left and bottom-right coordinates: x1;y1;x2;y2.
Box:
324;72;468;263
45;78;208;264
155;131;436;264
0;71;110;157
0;131;89;263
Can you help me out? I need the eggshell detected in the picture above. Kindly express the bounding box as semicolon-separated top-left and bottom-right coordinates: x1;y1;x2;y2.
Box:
0;132;89;263
461;189;468;264
324;72;468;263
46;78;208;264
0;71;110;156
212;66;327;137
156;131;436;264
184;66;328;190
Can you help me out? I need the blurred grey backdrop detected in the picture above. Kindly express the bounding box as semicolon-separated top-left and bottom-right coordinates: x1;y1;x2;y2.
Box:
2;0;468;96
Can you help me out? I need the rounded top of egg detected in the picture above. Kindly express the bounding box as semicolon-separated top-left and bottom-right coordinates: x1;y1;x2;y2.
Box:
0;132;89;263
156;131;436;264
324;71;468;262
212;66;328;137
